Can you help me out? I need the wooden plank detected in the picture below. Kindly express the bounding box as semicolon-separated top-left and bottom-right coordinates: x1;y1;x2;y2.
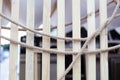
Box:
72;0;81;80
0;0;3;79
86;0;96;80
34;53;38;80
99;0;108;80
9;0;19;80
25;0;35;80
57;0;65;80
42;0;51;80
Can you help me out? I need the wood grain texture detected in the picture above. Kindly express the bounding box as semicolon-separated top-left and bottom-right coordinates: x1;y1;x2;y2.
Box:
26;0;35;80
42;0;51;80
9;0;19;80
57;0;65;80
72;0;81;80
99;0;108;80
86;0;96;80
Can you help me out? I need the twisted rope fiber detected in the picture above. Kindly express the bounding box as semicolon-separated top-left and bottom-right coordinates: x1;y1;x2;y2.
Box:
0;13;87;41
59;0;120;79
0;13;120;55
1;0;115;31
1;13;120;31
51;0;115;30
0;35;120;55
0;8;119;55
0;0;120;79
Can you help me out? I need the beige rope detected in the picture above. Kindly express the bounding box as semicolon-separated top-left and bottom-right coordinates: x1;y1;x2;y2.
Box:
2;12;120;31
1;0;114;31
0;34;120;55
59;0;120;79
55;0;114;28
0;0;119;79
41;0;114;30
0;13;87;41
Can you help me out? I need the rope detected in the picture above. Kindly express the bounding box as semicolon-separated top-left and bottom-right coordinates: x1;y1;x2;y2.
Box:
0;13;87;41
59;0;120;79
1;0;114;31
0;35;120;55
0;0;120;79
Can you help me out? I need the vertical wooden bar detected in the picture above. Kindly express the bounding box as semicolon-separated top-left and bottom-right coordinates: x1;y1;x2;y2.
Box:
57;0;65;80
72;0;81;80
86;0;96;80
9;0;19;80
99;0;108;80
0;0;3;79
42;0;51;79
26;0;34;80
34;53;38;80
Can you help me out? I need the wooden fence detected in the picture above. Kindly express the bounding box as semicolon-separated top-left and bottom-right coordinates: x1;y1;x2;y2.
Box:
0;0;120;80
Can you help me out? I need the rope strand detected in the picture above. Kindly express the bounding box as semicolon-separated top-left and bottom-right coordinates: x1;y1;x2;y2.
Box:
59;0;120;79
0;35;120;55
0;0;120;79
0;13;87;41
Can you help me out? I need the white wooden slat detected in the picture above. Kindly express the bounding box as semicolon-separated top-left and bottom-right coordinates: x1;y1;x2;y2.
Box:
34;53;38;80
86;0;96;80
26;0;35;80
72;0;81;80
42;0;51;79
9;0;19;80
99;0;108;80
0;0;3;79
57;0;65;80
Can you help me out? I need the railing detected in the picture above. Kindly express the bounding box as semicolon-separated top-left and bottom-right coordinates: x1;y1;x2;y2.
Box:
0;0;120;80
